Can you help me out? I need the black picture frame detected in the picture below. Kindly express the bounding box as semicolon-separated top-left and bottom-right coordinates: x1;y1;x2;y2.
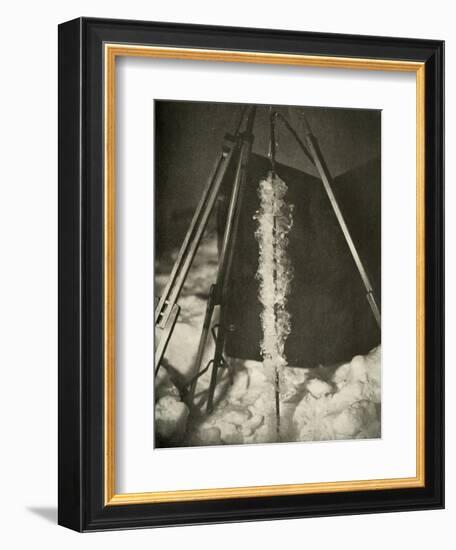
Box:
58;17;444;532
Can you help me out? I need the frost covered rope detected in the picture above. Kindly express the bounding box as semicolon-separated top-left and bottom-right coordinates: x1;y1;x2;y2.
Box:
254;172;294;438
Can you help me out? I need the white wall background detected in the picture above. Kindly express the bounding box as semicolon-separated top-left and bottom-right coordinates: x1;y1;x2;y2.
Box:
0;0;451;547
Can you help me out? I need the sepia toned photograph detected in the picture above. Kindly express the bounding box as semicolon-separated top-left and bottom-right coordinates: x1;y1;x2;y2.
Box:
154;100;381;449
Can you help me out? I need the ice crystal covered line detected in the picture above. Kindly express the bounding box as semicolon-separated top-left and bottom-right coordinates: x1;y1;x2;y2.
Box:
254;172;294;382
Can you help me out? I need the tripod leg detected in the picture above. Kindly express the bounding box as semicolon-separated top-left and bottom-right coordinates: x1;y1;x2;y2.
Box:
303;127;381;329
154;297;180;374
156;137;236;329
206;107;257;413
206;316;228;414
270;111;381;329
186;284;217;404
155;135;238;375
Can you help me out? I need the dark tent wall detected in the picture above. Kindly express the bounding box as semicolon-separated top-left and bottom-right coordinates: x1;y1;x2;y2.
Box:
224;154;381;367
155;100;381;367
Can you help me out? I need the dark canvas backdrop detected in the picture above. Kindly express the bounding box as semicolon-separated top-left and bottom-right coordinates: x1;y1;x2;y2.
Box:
223;153;381;367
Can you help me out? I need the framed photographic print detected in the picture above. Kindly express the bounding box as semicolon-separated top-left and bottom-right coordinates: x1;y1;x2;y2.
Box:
58;17;444;531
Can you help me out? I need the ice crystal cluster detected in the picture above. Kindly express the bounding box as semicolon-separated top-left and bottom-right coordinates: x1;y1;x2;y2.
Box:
254;172;294;382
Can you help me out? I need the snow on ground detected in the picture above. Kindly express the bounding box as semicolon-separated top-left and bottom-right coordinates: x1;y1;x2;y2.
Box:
155;233;381;448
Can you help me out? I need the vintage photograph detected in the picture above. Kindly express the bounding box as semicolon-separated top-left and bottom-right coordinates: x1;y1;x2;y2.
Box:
154;100;381;448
